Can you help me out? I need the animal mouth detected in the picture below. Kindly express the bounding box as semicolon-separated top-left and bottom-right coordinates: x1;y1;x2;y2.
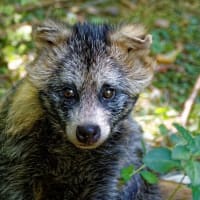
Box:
75;143;99;150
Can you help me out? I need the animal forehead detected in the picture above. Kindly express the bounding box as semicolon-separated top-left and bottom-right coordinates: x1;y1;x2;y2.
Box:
60;58;122;90
66;23;111;61
57;23;123;89
69;23;111;46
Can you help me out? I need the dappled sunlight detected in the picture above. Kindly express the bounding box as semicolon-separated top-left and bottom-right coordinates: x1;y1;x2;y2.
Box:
0;1;199;199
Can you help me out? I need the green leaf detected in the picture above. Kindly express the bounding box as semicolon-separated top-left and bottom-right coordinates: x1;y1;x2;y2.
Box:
141;139;147;154
159;124;169;136
140;170;158;184
190;135;200;156
0;5;14;15
143;147;180;173
185;161;200;186
169;134;186;145
173;123;194;145
172;145;191;160
192;185;200;200
155;107;168;115
120;165;135;182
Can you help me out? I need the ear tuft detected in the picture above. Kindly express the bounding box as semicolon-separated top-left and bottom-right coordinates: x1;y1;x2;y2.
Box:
109;24;155;94
110;24;152;51
32;19;70;47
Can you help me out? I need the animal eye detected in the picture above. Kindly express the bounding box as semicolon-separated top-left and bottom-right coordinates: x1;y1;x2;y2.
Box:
64;88;75;98
102;87;115;100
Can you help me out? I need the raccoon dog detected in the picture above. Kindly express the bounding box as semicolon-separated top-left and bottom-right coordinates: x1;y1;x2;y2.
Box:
0;20;161;200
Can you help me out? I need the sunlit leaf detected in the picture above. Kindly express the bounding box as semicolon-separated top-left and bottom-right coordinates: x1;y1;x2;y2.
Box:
185;161;200;186
143;147;180;173
141;170;158;184
172;145;191;160
120;165;135;182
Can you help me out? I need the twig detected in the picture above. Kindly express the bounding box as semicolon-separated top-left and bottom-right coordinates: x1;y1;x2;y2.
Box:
156;64;184;73
167;175;185;200
121;0;136;10
132;165;145;176
180;75;200;126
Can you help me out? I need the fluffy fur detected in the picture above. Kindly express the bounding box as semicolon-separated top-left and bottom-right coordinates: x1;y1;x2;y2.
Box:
0;20;161;200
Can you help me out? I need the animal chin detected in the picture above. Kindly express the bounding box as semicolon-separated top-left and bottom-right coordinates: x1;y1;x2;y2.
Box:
71;138;105;150
74;143;99;150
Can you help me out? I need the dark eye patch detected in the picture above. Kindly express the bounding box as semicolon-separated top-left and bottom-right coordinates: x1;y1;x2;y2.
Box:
63;87;76;98
99;84;117;102
61;85;79;106
48;83;79;106
101;85;116;100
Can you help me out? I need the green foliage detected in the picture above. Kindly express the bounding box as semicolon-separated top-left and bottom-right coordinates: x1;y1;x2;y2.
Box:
172;145;190;160
143;147;180;173
185;161;200;186
159;124;169;136
140;170;158;184
121;124;200;199
150;14;200;118
173;123;194;145
120;164;135;182
120;164;159;185
192;186;200;200
145;124;200;199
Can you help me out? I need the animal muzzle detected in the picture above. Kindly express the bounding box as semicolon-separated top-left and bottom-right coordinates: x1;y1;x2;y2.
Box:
76;124;101;145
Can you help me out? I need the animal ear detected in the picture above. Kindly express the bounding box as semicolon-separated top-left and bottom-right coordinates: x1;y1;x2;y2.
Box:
32;19;70;47
110;24;152;53
109;24;155;94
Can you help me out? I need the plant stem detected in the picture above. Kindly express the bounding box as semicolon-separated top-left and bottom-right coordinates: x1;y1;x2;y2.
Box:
167;175;186;200
132;165;146;176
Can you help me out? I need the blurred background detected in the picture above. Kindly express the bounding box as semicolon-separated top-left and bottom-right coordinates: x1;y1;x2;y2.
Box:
0;0;199;143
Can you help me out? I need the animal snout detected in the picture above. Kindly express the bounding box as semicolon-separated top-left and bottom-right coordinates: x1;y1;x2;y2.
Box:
76;124;101;145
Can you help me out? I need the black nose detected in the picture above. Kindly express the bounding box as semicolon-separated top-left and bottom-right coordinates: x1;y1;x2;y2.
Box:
76;124;100;145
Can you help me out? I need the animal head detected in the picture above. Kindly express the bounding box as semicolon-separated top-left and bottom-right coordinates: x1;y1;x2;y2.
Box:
27;20;154;149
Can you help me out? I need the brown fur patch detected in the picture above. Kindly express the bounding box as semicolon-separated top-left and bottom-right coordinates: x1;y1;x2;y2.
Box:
33;19;70;48
33;176;65;200
6;80;43;136
33;181;43;200
110;24;152;51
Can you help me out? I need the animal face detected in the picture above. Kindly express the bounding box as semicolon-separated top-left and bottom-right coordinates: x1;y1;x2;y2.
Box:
27;20;154;149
